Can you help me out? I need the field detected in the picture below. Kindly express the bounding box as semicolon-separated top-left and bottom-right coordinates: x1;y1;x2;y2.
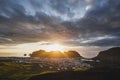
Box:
0;62;53;80
0;62;88;80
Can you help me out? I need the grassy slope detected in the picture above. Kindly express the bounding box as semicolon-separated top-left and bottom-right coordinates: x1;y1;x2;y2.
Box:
0;62;49;80
1;62;120;80
29;67;120;80
0;62;89;80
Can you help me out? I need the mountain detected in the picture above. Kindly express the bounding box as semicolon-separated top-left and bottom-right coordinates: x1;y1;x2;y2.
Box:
95;47;120;65
30;50;82;58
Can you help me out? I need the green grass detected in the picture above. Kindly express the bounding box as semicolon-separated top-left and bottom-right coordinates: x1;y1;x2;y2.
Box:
0;62;89;80
0;62;42;80
0;62;60;80
40;71;57;75
74;67;89;71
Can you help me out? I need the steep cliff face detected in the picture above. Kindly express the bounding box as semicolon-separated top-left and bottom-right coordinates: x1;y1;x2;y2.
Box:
95;47;120;64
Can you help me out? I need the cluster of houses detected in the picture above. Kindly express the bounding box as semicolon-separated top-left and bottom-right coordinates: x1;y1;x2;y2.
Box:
0;57;91;70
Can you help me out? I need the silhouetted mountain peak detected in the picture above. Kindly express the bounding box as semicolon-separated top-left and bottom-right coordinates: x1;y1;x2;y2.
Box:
99;47;120;56
95;47;120;64
30;50;82;58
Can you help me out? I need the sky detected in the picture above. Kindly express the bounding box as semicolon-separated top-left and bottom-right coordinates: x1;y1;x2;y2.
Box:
0;0;120;58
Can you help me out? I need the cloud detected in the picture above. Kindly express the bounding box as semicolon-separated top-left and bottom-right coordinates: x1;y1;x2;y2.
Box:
62;0;120;46
0;0;120;47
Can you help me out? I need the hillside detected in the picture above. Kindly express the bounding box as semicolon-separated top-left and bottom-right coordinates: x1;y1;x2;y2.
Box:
94;47;120;66
30;50;82;58
28;67;120;80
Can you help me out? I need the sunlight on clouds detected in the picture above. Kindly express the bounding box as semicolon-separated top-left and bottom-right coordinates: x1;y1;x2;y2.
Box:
45;44;65;52
18;0;87;21
15;42;67;51
81;36;116;44
0;37;13;42
86;5;93;10
11;42;67;55
41;5;85;21
0;0;119;58
0;42;105;58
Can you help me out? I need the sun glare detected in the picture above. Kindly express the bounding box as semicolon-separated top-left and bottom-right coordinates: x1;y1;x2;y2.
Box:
46;44;65;52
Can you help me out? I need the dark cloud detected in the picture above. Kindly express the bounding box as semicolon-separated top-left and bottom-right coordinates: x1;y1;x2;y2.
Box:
0;0;120;47
62;0;120;46
87;37;120;46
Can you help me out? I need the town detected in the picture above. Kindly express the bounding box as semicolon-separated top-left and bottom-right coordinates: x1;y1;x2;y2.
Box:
0;57;91;71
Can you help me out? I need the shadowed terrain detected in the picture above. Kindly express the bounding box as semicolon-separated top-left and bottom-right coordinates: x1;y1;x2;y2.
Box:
0;47;120;80
28;67;120;80
29;47;120;80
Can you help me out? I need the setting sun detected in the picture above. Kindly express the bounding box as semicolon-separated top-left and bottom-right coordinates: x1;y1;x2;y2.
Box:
46;44;65;52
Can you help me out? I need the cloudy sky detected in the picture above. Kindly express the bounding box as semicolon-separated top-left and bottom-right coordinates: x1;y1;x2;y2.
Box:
0;0;120;58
